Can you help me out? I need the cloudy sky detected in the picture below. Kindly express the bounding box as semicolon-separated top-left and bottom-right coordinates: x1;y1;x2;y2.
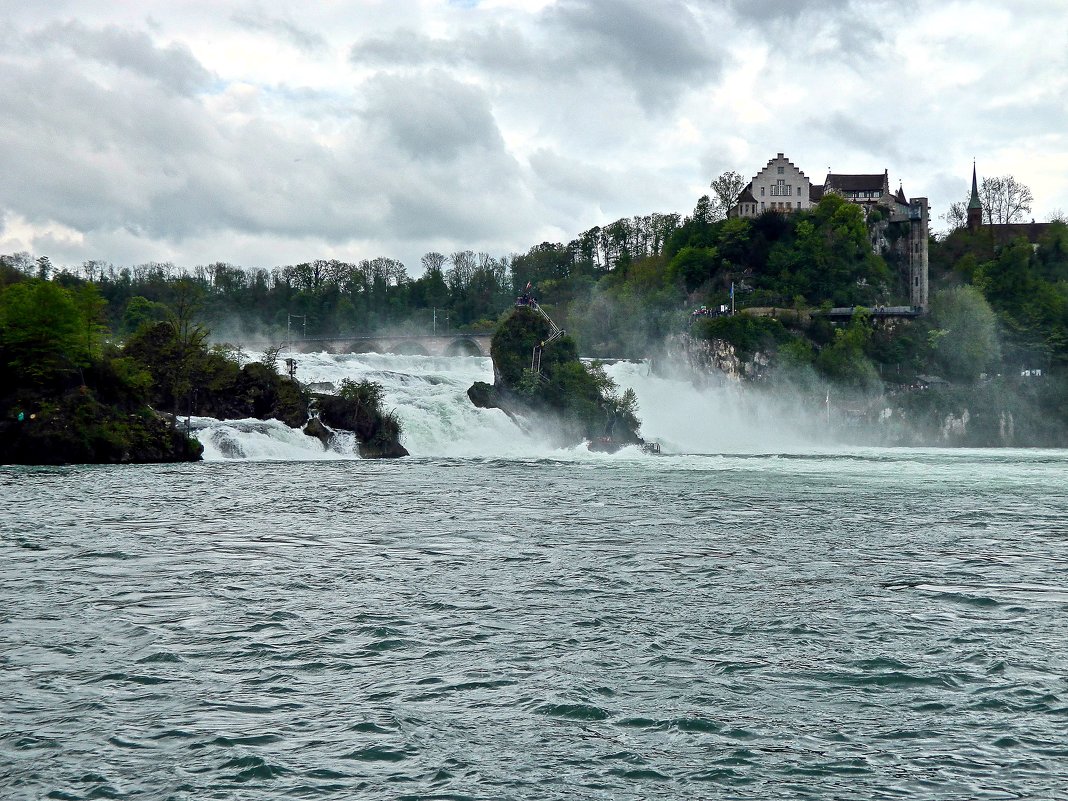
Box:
1;0;1066;274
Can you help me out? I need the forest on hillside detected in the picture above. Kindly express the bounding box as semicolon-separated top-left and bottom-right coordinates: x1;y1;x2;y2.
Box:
3;187;1068;411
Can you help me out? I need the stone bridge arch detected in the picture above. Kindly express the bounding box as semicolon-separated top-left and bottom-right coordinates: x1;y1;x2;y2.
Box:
264;333;493;357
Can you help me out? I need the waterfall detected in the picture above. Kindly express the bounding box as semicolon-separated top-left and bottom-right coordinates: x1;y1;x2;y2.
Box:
191;352;821;461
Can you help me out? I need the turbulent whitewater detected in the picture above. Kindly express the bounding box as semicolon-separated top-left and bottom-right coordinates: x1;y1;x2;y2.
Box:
191;352;817;460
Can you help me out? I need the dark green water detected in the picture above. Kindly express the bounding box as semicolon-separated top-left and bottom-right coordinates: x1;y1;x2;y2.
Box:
2;451;1067;799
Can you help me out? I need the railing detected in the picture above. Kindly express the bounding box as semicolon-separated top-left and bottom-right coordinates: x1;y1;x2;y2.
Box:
517;298;564;375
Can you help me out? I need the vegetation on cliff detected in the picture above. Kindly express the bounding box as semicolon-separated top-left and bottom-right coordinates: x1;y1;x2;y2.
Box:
0;263;407;463
472;306;641;445
5;173;1068;447
0;276;201;464
317;379;408;459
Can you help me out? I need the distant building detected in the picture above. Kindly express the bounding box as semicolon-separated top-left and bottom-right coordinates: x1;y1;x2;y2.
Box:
728;153;815;217
824;170;893;207
966;162;1052;245
967;162;982;232
727;153;929;309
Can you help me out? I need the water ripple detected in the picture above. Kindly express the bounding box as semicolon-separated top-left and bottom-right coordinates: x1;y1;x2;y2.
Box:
2;453;1067;799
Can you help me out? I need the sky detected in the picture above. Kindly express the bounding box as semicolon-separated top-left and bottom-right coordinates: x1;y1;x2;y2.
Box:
1;0;1066;275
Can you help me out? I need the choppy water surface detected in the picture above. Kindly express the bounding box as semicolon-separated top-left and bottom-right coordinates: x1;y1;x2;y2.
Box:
3;450;1068;800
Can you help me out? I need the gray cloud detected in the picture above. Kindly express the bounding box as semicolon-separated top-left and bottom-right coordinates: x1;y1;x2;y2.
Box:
2;3;1067;271
28;20;211;95
361;71;505;161
544;0;718;106
730;0;852;22
351;0;721;113
730;0;915;68
808;111;903;164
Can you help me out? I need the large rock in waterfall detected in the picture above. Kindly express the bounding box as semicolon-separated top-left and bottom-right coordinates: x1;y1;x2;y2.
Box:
468;305;643;449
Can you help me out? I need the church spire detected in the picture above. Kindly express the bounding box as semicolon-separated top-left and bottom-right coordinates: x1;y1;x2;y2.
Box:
967;160;982;231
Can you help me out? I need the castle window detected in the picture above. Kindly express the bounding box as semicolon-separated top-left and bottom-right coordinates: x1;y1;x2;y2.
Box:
760;186;765;196
771;179;792;196
777;166;784;174
760;201;765;211
797;186;801;196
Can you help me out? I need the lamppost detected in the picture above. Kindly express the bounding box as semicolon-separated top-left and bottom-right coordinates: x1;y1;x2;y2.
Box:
287;314;306;348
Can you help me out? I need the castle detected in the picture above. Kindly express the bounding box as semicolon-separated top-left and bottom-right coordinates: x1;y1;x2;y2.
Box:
727;153;930;310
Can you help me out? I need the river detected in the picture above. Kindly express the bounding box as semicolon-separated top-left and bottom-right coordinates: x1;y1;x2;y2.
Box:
2;353;1067;799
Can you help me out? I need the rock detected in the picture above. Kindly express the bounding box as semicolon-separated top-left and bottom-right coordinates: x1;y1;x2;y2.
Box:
469;306;643;447
358;440;409;459
315;386;408;459
302;417;332;449
468;381;500;409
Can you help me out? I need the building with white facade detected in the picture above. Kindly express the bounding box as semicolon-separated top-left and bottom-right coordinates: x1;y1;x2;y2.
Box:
728;153;814;218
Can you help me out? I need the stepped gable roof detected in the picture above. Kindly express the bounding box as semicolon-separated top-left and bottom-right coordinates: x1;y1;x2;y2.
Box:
760;152;809;180
824;172;888;193
809;184;825;203
735;181;757;204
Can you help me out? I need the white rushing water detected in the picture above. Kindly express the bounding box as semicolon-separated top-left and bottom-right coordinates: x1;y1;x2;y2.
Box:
192;352;824;461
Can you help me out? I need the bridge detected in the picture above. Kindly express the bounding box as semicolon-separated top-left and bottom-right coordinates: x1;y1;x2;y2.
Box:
242;333;494;357
821;306;921;321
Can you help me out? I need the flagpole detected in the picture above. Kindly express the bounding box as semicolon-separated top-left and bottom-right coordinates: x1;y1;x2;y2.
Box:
731;282;735;315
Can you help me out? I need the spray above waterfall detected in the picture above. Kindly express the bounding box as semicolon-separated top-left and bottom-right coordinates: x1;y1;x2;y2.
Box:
190;351;828;461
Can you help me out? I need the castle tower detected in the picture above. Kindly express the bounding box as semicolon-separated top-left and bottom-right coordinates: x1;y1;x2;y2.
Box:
967;161;982;231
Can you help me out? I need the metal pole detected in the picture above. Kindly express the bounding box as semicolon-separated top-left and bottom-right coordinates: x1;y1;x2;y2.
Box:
433;308;437;335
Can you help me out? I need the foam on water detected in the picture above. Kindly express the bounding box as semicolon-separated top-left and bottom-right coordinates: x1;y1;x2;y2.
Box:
192;351;829;461
191;417;357;461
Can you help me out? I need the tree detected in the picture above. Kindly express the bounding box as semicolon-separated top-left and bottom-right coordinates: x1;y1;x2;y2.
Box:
941;200;967;231
928;285;1001;380
710;170;746;220
940;174;1034;231
668;246;719;291
979;175;1033;225
0;279;88;383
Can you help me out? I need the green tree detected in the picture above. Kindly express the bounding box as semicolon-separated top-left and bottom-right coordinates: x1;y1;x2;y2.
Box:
927;286;1001;381
710;170;746;220
668;246;720;291
0;279;87;383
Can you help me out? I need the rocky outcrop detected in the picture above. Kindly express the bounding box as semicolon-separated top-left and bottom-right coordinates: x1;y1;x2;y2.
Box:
302;416;333;449
662;333;769;381
470;306;644;448
0;391;202;465
315;386;409;459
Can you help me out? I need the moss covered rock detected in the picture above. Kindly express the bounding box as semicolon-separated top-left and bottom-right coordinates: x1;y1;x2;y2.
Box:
315;379;408;459
473;306;643;446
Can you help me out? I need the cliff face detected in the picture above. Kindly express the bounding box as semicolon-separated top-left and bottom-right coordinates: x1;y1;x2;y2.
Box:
315;382;409;459
661;333;1067;448
875;382;1066;447
662;333;770;382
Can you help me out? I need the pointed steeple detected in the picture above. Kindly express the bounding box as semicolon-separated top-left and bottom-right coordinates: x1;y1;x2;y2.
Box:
968;161;981;210
967;160;982;231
